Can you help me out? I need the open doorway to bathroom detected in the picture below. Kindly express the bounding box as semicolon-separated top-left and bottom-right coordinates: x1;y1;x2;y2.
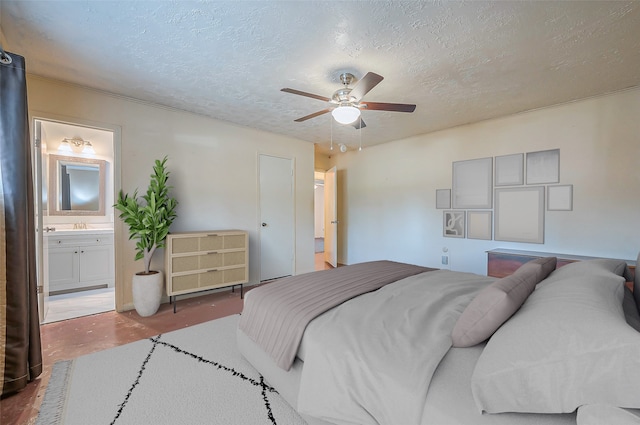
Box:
314;171;333;271
34;118;116;324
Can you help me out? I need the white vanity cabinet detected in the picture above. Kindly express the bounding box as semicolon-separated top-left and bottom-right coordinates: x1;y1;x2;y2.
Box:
47;232;114;294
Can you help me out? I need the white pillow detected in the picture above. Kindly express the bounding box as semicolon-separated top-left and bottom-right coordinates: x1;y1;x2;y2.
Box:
471;271;640;414
541;258;630;284
577;404;640;425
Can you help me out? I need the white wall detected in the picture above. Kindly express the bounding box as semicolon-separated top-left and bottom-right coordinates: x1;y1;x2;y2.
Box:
27;76;315;310
330;88;640;275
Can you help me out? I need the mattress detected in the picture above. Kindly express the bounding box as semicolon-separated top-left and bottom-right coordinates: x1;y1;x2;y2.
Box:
238;328;577;425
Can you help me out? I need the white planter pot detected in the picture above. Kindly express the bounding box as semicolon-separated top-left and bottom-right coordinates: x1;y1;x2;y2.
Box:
132;271;163;317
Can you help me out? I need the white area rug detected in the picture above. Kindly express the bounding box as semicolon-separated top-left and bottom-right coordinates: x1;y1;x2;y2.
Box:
36;315;306;425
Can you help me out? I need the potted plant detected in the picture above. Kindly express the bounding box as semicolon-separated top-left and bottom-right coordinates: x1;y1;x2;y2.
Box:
114;156;178;316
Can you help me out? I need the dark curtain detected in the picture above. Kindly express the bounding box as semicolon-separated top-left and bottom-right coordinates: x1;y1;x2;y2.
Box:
0;50;42;396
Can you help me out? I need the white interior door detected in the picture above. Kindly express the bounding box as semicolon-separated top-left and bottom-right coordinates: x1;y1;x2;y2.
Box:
324;166;337;268
259;155;294;281
34;120;49;322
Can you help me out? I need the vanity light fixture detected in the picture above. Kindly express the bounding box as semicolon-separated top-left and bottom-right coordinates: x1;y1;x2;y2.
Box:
58;139;74;153
81;141;96;154
58;137;95;155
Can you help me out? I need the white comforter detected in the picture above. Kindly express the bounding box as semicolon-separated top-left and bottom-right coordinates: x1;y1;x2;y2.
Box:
297;270;494;425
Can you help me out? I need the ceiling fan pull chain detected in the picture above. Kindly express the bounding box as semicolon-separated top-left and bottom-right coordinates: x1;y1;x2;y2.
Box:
330;114;334;151
359;116;362;151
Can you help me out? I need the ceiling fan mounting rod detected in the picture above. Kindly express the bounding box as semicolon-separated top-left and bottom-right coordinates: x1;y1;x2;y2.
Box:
333;88;353;103
339;73;355;86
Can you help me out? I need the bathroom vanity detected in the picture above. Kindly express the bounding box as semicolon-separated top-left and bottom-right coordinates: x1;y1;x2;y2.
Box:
46;229;114;294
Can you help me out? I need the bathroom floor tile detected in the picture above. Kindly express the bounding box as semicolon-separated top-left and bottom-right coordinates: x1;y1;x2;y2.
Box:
43;287;115;324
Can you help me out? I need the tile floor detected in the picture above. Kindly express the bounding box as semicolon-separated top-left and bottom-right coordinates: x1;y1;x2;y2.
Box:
43;287;115;324
2;254;333;425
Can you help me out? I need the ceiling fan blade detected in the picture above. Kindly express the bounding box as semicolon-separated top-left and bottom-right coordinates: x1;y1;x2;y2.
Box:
351;118;366;129
359;101;416;113
349;72;384;101
294;109;331;122
281;88;330;102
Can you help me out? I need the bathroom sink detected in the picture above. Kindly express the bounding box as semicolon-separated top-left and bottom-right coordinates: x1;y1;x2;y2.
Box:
44;228;114;236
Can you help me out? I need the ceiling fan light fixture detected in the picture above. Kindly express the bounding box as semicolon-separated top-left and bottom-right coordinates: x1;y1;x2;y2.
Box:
332;105;360;124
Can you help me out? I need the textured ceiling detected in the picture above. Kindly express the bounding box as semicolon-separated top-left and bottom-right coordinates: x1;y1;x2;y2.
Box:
2;1;640;154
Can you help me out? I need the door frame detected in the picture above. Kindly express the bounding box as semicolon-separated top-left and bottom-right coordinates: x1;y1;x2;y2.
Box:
29;111;122;313
257;153;296;281
33;120;47;322
324;166;337;268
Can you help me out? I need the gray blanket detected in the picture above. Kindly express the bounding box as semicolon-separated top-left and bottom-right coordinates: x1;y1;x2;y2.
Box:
238;261;433;370
298;270;493;425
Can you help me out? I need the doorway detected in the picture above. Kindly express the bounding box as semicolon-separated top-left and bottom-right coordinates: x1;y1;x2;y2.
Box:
314;171;329;271
314;168;337;270
34;118;116;323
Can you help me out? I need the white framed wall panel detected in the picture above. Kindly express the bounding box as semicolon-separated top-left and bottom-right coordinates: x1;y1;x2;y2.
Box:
495;153;524;186
467;211;493;240
526;149;560;184
452;157;493;209
494;186;545;244
547;184;573;211
436;189;451;209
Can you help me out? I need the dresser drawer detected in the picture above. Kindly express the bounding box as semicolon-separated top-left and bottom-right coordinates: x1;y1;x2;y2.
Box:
47;234;114;247
171;250;246;273
170;233;246;254
171;266;247;294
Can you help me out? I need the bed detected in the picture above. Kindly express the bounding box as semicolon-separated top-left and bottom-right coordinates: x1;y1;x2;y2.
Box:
237;254;640;425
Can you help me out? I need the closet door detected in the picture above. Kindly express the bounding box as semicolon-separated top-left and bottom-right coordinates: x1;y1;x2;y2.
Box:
259;154;294;281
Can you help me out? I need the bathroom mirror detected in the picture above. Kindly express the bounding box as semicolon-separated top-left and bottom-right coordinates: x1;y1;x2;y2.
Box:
48;154;106;216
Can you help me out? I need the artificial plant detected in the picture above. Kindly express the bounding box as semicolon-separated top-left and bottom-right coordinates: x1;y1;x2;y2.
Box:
114;156;178;274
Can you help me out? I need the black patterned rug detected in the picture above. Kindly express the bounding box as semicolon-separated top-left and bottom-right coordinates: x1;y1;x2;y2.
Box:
36;315;306;425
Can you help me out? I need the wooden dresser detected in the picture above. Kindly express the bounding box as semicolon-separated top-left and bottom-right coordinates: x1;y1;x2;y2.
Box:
165;230;248;312
487;248;636;288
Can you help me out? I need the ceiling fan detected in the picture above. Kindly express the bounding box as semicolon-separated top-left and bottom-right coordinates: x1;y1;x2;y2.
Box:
281;72;416;129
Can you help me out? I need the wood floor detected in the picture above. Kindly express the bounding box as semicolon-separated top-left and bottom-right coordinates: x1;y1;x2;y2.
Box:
1;253;333;425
